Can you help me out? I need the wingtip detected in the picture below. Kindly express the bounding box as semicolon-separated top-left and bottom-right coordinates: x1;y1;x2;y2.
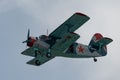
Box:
21;52;24;54
75;12;90;19
75;12;87;16
110;38;113;42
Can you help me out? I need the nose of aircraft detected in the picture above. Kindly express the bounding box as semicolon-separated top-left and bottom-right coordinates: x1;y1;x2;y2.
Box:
22;29;36;47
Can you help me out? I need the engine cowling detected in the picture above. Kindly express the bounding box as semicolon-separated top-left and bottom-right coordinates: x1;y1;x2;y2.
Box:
27;37;36;47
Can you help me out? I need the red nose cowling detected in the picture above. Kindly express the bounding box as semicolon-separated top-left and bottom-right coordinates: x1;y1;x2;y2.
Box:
27;37;36;47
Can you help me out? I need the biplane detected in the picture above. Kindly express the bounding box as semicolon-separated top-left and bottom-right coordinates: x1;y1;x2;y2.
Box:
21;12;113;66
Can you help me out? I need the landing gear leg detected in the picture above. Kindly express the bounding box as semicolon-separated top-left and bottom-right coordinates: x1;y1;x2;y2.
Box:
93;57;97;62
46;49;51;58
46;53;51;58
35;50;41;57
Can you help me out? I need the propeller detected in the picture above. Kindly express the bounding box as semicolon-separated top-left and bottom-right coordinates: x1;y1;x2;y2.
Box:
22;29;30;44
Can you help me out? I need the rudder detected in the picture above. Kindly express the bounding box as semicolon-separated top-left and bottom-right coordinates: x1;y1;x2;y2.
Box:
88;33;113;56
89;33;103;52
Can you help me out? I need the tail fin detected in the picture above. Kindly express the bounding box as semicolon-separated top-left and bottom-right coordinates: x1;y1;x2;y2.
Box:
89;33;113;56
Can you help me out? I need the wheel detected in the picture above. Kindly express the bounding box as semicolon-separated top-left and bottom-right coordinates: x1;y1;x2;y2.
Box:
46;53;51;58
94;58;97;62
35;60;41;66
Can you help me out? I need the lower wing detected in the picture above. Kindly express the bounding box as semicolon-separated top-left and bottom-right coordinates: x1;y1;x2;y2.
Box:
27;55;54;66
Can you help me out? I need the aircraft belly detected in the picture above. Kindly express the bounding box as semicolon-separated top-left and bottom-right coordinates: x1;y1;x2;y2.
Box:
75;44;101;57
61;44;101;58
61;53;101;58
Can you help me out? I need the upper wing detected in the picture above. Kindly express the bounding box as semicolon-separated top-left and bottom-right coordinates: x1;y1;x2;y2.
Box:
49;12;90;38
21;41;50;57
21;47;36;57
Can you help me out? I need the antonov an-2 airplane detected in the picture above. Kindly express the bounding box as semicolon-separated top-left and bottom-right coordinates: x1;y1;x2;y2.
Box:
21;12;113;66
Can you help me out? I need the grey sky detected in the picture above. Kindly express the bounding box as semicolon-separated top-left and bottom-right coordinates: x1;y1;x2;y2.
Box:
0;0;120;80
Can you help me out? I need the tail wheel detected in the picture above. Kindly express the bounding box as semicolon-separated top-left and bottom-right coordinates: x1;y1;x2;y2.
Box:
35;60;41;66
93;58;97;62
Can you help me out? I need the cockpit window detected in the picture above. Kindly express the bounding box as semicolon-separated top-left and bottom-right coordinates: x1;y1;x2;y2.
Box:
39;35;48;41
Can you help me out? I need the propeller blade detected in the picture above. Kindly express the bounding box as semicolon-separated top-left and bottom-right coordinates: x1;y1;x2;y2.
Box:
27;29;30;40
22;29;30;44
22;40;27;43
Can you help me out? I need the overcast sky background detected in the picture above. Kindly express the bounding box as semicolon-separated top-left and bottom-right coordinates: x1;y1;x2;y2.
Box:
0;0;120;80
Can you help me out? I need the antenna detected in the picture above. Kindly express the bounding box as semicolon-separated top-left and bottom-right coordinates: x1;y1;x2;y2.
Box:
46;29;49;39
47;29;48;36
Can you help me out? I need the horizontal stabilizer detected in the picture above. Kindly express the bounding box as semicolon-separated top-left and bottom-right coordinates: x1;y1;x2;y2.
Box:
93;37;113;47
